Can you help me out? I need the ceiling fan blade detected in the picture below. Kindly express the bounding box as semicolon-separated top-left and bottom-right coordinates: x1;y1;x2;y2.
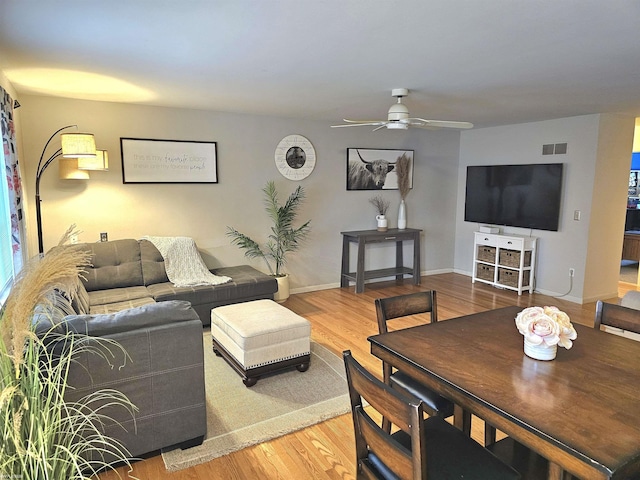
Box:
372;124;388;132
409;118;474;129
331;119;387;128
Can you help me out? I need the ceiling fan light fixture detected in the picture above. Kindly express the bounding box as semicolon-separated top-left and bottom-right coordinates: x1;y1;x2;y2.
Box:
388;102;409;121
331;88;473;132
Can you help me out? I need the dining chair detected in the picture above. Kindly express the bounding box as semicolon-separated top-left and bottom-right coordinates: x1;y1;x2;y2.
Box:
343;350;521;480
485;436;551;480
595;299;640;334
374;291;469;435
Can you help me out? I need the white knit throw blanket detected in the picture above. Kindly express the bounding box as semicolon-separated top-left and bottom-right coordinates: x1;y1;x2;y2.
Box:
142;236;231;287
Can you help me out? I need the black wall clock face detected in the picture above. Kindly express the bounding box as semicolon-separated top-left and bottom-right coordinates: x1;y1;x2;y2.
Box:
275;135;316;180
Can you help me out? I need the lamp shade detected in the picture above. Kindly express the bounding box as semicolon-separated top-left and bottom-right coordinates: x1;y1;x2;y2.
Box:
61;132;96;158
59;158;90;179
78;149;109;170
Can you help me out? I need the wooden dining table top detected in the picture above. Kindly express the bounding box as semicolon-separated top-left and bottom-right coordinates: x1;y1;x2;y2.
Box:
368;305;640;480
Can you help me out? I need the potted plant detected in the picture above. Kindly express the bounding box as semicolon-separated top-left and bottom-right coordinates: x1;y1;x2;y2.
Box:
227;180;311;302
370;195;390;231
0;229;135;478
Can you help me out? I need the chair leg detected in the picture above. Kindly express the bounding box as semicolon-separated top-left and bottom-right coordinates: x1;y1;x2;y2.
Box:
484;423;497;446
382;416;391;433
454;405;472;436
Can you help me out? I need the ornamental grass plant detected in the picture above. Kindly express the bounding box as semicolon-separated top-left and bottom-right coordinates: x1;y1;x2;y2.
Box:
0;228;137;479
396;153;411;201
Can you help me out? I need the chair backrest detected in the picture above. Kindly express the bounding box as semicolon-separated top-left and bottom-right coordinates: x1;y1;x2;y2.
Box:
375;291;438;335
343;350;426;480
595;300;640;334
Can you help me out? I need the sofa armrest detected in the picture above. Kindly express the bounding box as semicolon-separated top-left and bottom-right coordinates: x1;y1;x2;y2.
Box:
61;300;198;336
62;301;206;458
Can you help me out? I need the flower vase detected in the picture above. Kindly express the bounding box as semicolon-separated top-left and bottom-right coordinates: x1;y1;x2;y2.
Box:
523;338;557;361
398;199;407;230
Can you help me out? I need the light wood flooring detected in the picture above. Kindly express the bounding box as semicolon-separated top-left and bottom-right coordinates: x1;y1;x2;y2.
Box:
99;272;633;480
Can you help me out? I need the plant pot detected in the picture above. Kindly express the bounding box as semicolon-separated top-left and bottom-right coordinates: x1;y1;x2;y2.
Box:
274;274;290;303
523;338;557;361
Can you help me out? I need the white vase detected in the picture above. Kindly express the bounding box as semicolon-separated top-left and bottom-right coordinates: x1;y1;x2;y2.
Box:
398;200;407;230
376;214;388;232
523;338;557;361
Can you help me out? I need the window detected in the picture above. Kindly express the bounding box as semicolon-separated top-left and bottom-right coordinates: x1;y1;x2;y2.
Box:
0;146;15;301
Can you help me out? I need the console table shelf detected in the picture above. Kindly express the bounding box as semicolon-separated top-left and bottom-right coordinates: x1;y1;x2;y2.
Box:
340;228;421;293
342;267;415;283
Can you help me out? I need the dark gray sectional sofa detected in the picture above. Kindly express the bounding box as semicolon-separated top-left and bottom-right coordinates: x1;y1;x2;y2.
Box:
36;238;277;461
75;238;278;325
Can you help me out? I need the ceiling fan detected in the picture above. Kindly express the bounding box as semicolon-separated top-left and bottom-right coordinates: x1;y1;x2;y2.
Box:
331;88;473;131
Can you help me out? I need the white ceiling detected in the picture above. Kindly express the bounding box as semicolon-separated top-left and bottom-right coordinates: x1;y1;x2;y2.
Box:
1;0;640;128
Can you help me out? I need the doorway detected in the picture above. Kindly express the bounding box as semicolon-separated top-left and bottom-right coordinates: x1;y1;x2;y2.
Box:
620;118;640;285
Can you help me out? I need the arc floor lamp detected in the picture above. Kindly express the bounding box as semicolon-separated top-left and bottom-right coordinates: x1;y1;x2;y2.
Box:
35;125;107;254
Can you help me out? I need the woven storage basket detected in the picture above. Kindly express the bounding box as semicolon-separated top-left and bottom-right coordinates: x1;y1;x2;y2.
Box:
499;249;532;268
498;268;530;287
476;264;495;282
476;245;496;263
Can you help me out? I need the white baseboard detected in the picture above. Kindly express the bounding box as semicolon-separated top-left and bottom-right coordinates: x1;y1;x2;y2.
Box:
290;283;340;295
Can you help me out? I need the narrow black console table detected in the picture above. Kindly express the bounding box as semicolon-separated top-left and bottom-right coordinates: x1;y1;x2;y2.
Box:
340;228;422;293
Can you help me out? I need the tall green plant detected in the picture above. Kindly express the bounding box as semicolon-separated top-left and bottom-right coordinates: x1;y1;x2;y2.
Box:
227;181;311;277
0;228;137;479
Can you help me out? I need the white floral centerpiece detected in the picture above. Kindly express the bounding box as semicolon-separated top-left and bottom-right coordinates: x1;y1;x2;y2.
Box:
515;306;577;360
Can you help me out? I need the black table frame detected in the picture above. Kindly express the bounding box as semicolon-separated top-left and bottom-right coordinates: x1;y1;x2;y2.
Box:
340;228;421;293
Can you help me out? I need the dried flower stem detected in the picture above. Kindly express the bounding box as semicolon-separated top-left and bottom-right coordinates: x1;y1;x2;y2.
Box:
369;196;390;215
396;153;411;200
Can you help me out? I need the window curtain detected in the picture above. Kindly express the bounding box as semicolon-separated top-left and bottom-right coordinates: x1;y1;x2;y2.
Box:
1;87;24;274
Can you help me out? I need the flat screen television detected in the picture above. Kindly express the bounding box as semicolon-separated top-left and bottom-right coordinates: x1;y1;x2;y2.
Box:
464;163;564;231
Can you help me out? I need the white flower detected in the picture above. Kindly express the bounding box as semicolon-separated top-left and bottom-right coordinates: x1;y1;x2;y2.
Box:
515;306;577;349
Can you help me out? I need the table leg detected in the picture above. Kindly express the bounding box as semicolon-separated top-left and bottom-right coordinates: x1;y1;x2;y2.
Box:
340;236;350;288
356;237;366;293
395;240;403;281
413;232;421;285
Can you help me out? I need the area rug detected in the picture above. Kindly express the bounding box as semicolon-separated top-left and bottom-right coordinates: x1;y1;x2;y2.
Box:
161;333;351;472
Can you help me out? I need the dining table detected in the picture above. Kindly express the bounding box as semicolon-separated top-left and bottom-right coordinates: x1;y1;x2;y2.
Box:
368;306;640;480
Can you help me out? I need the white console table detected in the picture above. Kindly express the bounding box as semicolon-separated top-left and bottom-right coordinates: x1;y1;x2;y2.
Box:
472;232;537;295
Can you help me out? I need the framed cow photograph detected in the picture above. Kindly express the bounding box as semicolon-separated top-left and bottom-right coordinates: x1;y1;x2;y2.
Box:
346;148;414;191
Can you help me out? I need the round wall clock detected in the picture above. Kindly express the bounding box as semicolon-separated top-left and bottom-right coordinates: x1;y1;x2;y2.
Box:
274;134;316;180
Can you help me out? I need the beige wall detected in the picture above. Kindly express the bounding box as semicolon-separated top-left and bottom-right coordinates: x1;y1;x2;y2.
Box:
17;95;462;292
583;114;635;301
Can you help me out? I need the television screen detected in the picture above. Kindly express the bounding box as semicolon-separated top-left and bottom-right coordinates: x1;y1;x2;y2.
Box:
464;163;564;231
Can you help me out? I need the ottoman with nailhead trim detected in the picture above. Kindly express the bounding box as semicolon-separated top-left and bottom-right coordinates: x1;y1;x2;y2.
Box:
210;299;311;387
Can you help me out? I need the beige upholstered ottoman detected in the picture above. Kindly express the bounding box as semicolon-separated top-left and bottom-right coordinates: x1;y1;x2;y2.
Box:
210;299;311;387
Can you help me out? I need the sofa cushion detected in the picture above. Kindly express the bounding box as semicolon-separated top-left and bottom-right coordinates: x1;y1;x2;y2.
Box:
81;239;144;291
140;239;169;285
146;265;277;306
62;300;199;337
88;286;151;306
89;297;156;314
70;281;90;315
33;289;77;335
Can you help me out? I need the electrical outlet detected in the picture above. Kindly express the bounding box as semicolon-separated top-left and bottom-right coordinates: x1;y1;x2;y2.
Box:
70;234;78;244
569;268;575;277
100;232;108;242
